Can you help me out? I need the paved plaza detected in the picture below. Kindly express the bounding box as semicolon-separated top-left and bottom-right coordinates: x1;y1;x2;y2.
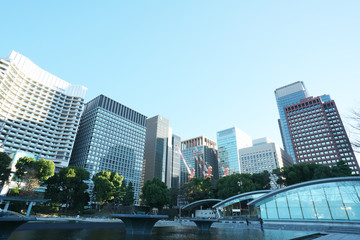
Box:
175;219;360;239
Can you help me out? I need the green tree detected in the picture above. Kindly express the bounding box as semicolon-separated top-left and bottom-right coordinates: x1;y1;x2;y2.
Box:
15;157;55;181
331;160;353;177
0;152;12;187
141;177;169;209
273;161;353;186
182;177;213;203
35;159;55;181
92;171;124;208
215;173;256;200
121;182;135;206
252;171;271;190
14;157;55;193
169;187;180;208
15;157;35;180
45;166;90;211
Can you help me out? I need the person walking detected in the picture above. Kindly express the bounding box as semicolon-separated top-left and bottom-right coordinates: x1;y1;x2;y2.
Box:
245;216;249;226
259;217;264;231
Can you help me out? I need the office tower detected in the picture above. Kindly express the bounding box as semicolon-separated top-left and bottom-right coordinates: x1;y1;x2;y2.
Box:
239;137;293;175
284;96;360;174
171;134;181;188
69;95;147;204
143;115;173;188
0;51;87;168
217;127;252;176
180;136;219;186
275;81;309;163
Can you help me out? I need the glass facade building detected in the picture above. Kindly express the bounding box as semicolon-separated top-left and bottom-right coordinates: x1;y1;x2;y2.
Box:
171;134;181;188
285;96;359;174
275;81;309;163
180;136;219;186
69;95;146;204
248;177;360;222
0;51;87;168
216;127;252;176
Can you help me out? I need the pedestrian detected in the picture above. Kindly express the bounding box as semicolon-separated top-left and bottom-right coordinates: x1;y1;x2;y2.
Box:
245;216;249;226
259;217;264;231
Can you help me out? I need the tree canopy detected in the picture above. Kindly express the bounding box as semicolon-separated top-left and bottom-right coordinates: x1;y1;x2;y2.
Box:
14;157;55;193
120;181;135;206
92;170;124;207
273;160;353;186
15;157;55;181
0;152;12;187
45;166;90;211
141;177;169;209
182;177;213;203
215;172;271;200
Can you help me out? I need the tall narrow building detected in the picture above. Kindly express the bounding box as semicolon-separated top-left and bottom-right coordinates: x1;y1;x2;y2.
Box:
180;136;219;186
171;134;181;188
143;115;173;188
275;81;309;163
0;51;87;168
217;127;252;176
70;95;147;204
284;96;359;174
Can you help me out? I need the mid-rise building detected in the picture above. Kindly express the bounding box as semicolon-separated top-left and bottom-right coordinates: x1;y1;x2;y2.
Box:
180;136;219;186
284;96;359;174
239;137;293;175
217;127;252;176
143;115;173;188
0;51;87;168
275;81;310;163
69;95;147;204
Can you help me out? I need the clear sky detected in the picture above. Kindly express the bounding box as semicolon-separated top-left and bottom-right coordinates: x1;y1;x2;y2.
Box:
1;1;360;153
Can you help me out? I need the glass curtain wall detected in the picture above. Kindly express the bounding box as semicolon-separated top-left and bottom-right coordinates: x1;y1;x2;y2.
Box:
255;180;360;221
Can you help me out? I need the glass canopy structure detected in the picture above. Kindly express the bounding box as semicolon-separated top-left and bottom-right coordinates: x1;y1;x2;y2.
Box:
212;190;271;219
248;177;360;222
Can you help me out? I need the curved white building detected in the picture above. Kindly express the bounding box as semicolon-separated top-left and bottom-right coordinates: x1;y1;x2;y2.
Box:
0;51;87;168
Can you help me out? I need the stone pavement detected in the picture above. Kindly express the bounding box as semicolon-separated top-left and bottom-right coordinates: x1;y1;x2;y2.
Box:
315;233;360;240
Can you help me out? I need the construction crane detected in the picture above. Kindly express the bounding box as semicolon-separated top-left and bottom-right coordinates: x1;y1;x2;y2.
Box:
175;145;195;180
191;141;214;179
213;149;229;177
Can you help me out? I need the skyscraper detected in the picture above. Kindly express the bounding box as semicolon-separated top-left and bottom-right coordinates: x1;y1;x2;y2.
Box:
217;127;252;176
69;95;147;204
275;81;309;162
284;96;359;174
0;51;87;168
180;136;219;186
143;115;173;188
171;134;181;188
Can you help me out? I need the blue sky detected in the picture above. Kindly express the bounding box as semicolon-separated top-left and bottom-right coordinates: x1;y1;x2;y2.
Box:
1;1;360;151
